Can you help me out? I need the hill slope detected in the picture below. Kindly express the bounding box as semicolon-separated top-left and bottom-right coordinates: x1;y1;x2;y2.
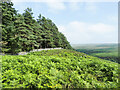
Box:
72;44;119;63
2;49;119;88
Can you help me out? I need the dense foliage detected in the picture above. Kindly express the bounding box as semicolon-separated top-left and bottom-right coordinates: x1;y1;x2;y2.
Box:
2;49;119;88
1;1;72;54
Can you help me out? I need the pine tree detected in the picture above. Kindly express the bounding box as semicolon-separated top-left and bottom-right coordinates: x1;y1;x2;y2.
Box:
13;14;33;53
37;15;51;48
1;1;17;53
1;1;73;54
23;8;37;50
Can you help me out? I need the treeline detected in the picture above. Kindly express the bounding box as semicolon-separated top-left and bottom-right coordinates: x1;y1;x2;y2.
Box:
1;1;72;54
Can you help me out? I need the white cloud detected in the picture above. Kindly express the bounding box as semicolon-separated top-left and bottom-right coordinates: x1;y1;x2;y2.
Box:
68;2;97;13
12;0;28;2
12;0;118;13
107;16;118;23
58;25;66;33
85;2;97;13
12;0;66;13
12;0;119;2
68;2;80;11
46;0;66;13
89;23;115;33
58;21;117;44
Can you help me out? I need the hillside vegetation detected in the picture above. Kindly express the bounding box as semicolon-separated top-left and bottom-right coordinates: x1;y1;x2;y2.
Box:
1;1;119;89
72;44;119;63
1;1;72;54
2;49;119;88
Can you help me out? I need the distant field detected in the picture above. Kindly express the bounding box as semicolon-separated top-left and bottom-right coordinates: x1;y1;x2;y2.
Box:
72;43;119;63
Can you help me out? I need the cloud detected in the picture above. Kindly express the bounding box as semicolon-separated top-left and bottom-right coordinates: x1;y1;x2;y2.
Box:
68;2;79;11
12;0;66;13
85;2;97;13
58;25;66;32
58;21;117;44
107;16;118;23
12;0;29;2
68;2;97;13
12;0;118;13
45;0;66;13
68;0;81;11
12;0;119;2
89;23;115;33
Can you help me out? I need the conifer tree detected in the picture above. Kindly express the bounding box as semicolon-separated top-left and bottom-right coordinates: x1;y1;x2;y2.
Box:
23;8;37;50
13;14;33;52
1;1;73;54
1;1;17;53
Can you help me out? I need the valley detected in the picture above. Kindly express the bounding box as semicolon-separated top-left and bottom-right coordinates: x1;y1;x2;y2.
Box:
72;43;119;63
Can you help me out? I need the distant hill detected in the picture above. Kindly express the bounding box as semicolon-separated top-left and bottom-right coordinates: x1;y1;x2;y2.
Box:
1;1;72;54
71;43;117;49
72;43;119;63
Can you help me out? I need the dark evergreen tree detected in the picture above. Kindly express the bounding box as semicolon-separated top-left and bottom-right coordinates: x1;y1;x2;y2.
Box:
23;8;37;50
1;1;17;53
1;1;72;54
13;14;34;53
37;15;54;48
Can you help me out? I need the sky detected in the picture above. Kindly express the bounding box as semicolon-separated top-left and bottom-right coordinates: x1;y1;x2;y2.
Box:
12;0;118;44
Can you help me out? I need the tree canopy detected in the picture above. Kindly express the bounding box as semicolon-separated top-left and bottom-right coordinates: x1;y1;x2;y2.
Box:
1;1;72;54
